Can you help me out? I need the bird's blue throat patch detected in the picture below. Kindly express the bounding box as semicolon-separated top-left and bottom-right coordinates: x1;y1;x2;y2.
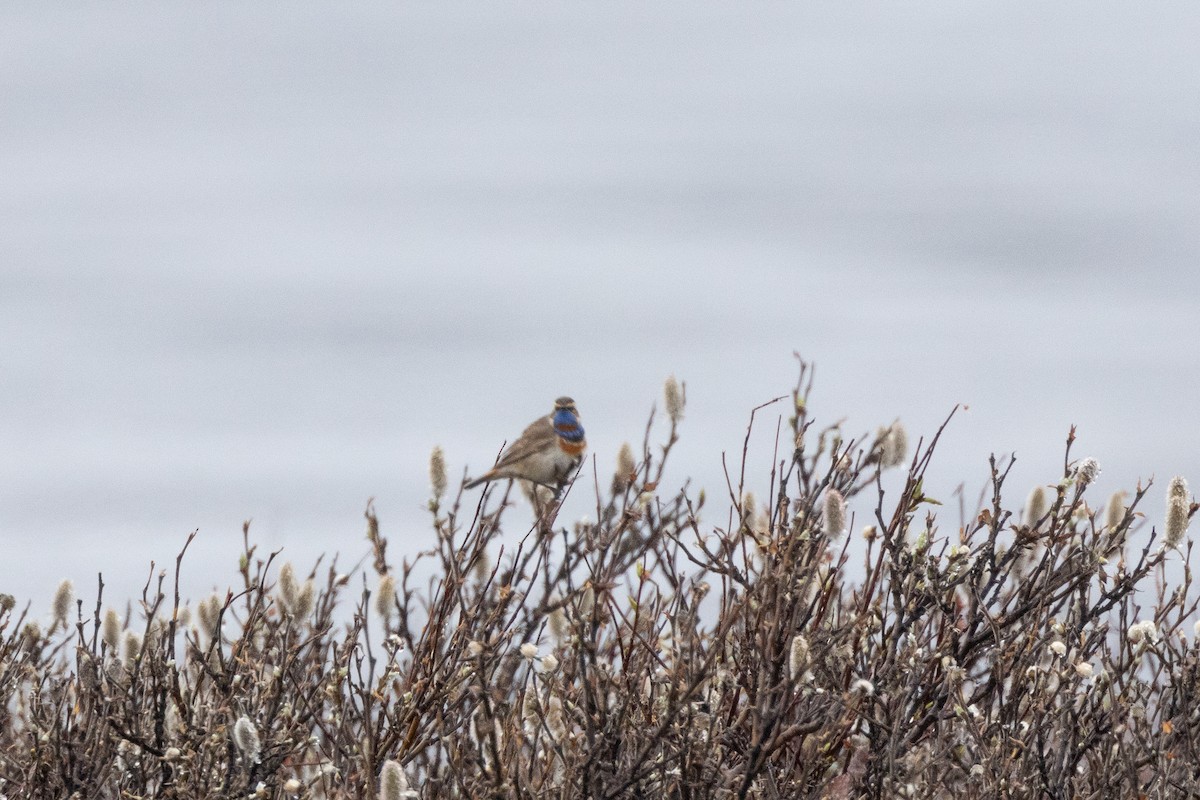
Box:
552;409;585;443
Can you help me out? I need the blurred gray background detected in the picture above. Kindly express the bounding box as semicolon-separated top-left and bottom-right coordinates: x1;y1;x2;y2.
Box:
2;4;1198;611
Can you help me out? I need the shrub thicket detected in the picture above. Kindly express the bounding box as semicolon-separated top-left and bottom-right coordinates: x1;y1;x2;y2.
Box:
1;361;1197;799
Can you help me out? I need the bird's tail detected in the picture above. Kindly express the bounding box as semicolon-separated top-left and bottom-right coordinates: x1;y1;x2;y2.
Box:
464;473;490;490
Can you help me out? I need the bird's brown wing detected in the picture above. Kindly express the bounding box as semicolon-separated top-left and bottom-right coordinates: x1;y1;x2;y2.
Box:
493;415;556;468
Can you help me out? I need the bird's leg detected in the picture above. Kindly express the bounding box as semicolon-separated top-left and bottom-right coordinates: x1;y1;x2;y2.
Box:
533;491;562;536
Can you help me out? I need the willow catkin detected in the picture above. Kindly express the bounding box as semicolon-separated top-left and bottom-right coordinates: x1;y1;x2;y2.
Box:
823;489;846;540
664;375;684;424
1025;486;1048;527
1074;458;1100;489
51;579;73;628
375;575;396;620
881;421;909;468
102;608;122;653
233;716;261;763
1104;491;1128;532
1165;476;1191;550
788;634;809;680
379;759;417;799
613;442;636;492
429;446;447;501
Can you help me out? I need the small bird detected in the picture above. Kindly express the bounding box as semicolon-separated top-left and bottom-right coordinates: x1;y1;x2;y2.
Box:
466;397;586;493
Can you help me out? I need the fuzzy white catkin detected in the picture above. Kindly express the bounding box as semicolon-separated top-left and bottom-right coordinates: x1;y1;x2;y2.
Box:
278;563;315;619
197;594;222;639
823;489;847;540
664;375;684;424
1104;491;1127;532
1165;476;1191;550
548;602;567;641
1127;620;1159;644
522;689;540;737
51;579;74;627
545;696;567;742
123;631;141;667
375;575;396;619
1025;486;1048;527
1169;475;1190;502
1074;458;1100;488
429;446;447;501
788;635;809;680
881;422;909;469
278;562;299;609
102;608;122;653
613;442;637;493
233;716;261;763
293;581;315;620
379;759;417;800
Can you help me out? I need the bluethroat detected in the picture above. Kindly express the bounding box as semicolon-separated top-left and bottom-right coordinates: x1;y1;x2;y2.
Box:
466;397;586;494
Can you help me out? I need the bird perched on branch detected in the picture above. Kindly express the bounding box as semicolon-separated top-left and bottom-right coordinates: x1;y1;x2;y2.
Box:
466;396;586;495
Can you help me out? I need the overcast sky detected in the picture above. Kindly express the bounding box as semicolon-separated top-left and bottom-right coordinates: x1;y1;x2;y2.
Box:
2;3;1197;610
